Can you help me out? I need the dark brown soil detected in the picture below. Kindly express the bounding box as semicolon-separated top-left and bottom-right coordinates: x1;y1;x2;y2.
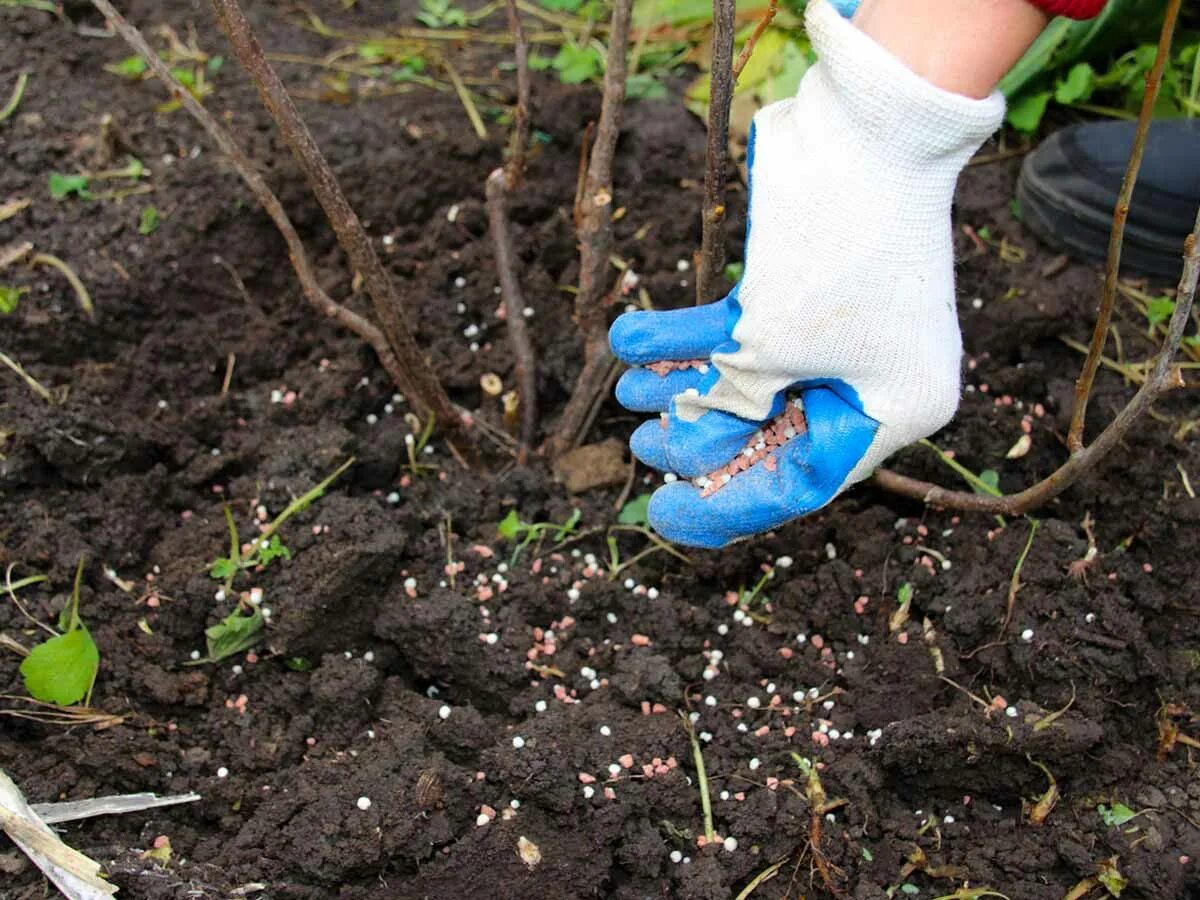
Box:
2;2;1199;898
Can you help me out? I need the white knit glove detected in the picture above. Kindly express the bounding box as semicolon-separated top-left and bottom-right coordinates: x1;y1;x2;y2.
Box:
608;0;1005;547
691;0;1005;481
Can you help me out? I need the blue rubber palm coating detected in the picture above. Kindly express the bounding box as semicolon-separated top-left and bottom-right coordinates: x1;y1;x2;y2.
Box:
609;294;738;366
646;386;878;548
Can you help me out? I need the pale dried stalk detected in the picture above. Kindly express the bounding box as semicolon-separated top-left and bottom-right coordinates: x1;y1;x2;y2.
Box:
550;0;634;455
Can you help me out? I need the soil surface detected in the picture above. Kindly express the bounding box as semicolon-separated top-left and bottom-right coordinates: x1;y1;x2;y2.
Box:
2;2;1199;899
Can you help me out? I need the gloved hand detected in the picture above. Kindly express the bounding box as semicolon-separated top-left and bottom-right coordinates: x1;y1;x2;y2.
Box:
608;0;1005;548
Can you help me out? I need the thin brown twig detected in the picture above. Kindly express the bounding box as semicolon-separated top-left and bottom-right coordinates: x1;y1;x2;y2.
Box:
874;4;1196;516
88;0;453;442
483;0;539;462
504;0;532;184
1067;0;1182;452
695;0;736;306
732;0;777;82
486;170;538;461
206;0;470;451
550;0;633;455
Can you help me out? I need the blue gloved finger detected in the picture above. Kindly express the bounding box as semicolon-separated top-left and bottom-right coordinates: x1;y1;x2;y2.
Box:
615;366;710;413
609;293;739;366
647;386;879;548
629;418;672;472
663;391;787;479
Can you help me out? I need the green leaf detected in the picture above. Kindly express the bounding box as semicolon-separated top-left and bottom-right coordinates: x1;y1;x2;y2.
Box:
285;656;313;672
104;55;148;79
539;0;583;11
20;628;99;705
553;508;582;539
48;172;91;201
204;608;264;662
723;262;744;284
497;509;525;540
208;557;239;580
618;494;652;527
206;55;224;74
861;846;874;862
169;66;196;88
528;54;555;72
552;45;604;84
1006;90;1052;134
1145;296;1175;327
1055;62;1096;104
138;205;160;235
896;582;914;605
255;534;292;567
0;285;28;314
900;885;921;896
977;469;1001;495
1098;802;1138;827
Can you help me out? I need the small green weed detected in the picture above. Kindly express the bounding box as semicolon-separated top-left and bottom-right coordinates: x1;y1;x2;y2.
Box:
208;457;351;589
15;559;101;707
617;493;651;527
497;507;581;563
416;0;469;28
1097;801;1140;828
203;607;264;663
138;205;160;235
0;285;28;314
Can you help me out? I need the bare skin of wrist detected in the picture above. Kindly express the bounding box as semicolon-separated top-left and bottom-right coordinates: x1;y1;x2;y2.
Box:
852;0;1049;99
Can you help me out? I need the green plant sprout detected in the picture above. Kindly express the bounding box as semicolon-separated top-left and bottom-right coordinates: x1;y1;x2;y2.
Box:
138;205;160;235
890;582;914;632
208;456;353;590
417;0;470;28
49;157;149;202
403;413;438;477
14;559;101;707
0;71;28;123
497;507;581;564
201;606;264;663
681;712;716;843
104;25;225;111
0;285;28;314
604;523;692;579
1097;801;1143;828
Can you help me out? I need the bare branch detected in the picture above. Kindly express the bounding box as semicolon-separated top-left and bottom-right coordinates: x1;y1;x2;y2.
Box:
695;0;736;306
875;208;1200;515
207;0;469;448
504;0;532;185
1067;0;1182;451
875;0;1194;516
486;170;538;461
551;0;634;455
88;0;415;404
732;0;778;83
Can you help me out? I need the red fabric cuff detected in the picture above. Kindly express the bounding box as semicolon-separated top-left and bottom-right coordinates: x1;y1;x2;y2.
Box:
1026;0;1106;18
